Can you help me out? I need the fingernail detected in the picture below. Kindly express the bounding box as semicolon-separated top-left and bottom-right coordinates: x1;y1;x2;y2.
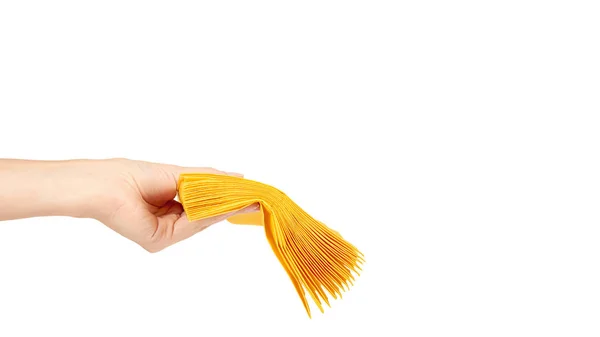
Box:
227;172;244;177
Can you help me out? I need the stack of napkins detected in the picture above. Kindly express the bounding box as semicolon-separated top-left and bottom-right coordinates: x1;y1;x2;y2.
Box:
177;173;364;317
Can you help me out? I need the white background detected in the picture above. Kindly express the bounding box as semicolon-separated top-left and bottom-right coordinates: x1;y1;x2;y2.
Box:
0;1;599;336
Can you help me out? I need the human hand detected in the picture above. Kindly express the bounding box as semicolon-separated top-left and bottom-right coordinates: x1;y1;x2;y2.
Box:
84;158;259;252
0;158;259;252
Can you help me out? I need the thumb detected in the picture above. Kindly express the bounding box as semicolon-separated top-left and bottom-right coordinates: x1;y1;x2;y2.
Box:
171;203;260;245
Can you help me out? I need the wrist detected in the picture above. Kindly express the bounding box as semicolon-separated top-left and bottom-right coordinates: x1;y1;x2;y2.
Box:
43;159;115;220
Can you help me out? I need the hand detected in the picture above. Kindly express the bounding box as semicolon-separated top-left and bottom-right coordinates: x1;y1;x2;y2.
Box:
0;158;259;253
83;158;260;252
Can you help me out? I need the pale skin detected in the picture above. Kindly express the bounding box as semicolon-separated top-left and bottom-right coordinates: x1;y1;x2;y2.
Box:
0;158;259;253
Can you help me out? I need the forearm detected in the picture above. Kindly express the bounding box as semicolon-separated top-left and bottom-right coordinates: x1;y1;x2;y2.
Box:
0;159;100;221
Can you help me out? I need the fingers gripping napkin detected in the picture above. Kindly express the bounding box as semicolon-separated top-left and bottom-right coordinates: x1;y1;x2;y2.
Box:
177;173;364;318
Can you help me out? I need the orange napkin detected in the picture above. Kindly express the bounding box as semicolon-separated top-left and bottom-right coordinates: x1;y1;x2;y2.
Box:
177;173;364;317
